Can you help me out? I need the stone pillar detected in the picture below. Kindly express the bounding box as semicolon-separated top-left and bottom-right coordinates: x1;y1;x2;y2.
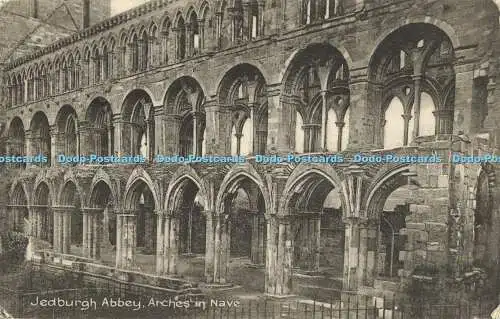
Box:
267;86;294;153
112;115;123;155
157;210;179;275
205;212;230;284
52;206;72;254
82;208;102;259
265;215;293;296
342;218;377;290
53;208;62;253
347;70;377;150
204;211;215;280
116;211;137;269
250;213;266;265
204;100;232;155
49;126;58;167
411;75;422;140
453;57;475;134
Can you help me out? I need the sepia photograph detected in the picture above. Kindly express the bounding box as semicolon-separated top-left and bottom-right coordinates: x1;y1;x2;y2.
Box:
0;0;499;318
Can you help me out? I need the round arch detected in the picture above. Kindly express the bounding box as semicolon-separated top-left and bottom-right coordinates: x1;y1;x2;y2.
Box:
214;62;271;98
368;18;460;65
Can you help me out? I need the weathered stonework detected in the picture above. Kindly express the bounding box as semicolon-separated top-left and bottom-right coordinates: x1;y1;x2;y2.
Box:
0;0;500;302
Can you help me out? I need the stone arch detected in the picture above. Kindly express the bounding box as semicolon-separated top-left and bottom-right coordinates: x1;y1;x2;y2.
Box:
8;181;29;232
164;76;206;156
369;22;456;146
33;181;53;244
121;89;155;159
55;104;79;156
58;180;84;248
280;164;346;216
9;180;30;206
29;111;51;166
279;41;353;85
123;168;160;210
86;96;113;156
280;43;351;153
368;17;460;63
215;166;269;215
165;166;209;212
7;117;26;166
87;169;116;208
364;165;418;219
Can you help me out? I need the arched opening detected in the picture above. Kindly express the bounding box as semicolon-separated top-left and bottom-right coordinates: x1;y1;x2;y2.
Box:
370;24;455;146
218;175;267;291
164;77;206;156
140;30;149;71
34;182;52;244
7;117;26;169
167;177;207;280
30;111;51;166
56;105;78;160
126;180;157;273
383;97;406;149
130;32;139;72
419;92;436;136
9;184;29;233
59;181;83;255
86;97;113;156
285;172;345;299
378;187;411;279
283;43;350;153
367;169;420;283
218;64;268;156
176;15;186;60
121;90;154;160
90;181;115;246
188;9;200;56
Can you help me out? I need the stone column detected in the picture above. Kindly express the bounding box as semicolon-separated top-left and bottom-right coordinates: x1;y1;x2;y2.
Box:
347;70;377;150
205;212;231;284
82;208;102;259
265;215;293;296
250;213;266;265
411;75;422;140
112;115;123;155
204;100;232;155
342;218;378;290
115;211;137;269
52;206;72;254
453;57;475;134
159;210;179;275
204;211;215;281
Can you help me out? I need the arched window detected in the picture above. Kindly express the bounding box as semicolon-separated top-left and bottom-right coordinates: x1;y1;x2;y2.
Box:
130;33;139;72
372;25;455;145
383;97;406;149
295;111;304;153
188;10;200;56
92;46;101;83
102;45;109;80
161;18;171;65
176;16;186;60
140;31;148;71
65;115;77;156
418;92;436;136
